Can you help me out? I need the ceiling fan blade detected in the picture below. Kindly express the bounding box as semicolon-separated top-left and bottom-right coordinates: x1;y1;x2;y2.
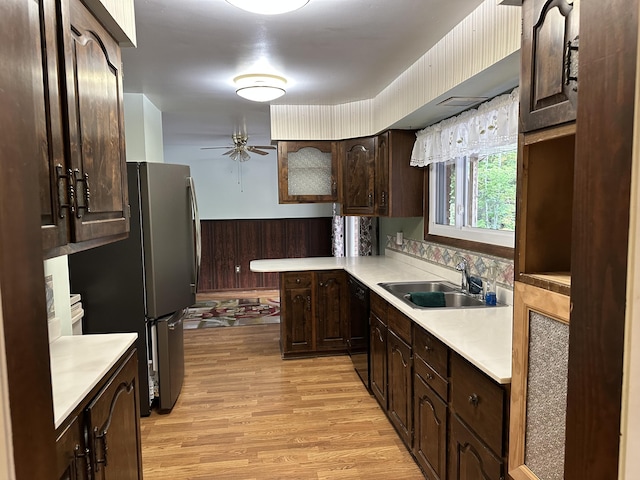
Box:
247;148;269;156
251;145;276;150
201;146;234;150
239;150;251;162
223;149;235;156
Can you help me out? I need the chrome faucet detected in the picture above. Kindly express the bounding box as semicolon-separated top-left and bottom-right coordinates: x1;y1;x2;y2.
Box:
455;257;470;293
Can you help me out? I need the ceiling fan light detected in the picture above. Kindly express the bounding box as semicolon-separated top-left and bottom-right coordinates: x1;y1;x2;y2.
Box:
234;74;287;102
226;0;309;15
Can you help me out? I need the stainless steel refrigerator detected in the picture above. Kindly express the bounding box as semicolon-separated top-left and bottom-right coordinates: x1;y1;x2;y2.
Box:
69;162;201;416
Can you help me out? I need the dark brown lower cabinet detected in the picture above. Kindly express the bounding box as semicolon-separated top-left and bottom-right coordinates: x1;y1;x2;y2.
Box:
413;373;448;480
56;348;142;480
281;272;314;354
449;414;504;480
280;270;347;357
369;310;387;409
316;270;348;351
387;329;413;448
56;415;89;480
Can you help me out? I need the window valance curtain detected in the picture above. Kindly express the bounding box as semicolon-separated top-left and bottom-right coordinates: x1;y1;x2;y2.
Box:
410;87;519;167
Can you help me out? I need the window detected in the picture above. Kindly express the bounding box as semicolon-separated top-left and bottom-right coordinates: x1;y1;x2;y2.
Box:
429;148;517;248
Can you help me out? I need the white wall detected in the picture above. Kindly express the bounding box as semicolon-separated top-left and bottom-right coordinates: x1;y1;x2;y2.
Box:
164;144;332;220
124;93;164;163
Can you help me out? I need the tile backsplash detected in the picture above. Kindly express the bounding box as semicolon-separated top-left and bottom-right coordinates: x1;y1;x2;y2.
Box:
385;235;514;288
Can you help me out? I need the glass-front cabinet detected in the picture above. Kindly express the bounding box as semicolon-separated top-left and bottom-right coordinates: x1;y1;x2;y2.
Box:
277;141;340;203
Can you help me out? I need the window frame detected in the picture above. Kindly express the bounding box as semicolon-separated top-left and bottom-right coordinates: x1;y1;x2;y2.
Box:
423;163;515;259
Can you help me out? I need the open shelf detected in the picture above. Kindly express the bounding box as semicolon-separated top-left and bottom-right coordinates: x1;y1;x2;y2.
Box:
515;124;575;297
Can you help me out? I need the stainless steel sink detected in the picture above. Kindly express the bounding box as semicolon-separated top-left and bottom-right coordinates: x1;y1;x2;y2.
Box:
378;280;499;309
378;280;459;296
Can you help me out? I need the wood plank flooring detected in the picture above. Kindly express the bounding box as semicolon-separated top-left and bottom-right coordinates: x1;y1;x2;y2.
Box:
140;324;424;479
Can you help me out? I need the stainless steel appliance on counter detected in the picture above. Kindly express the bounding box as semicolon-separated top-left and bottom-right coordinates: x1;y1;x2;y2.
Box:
347;275;370;390
69;162;201;415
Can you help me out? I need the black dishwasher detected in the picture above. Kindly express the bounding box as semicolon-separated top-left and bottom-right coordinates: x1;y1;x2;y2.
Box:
347;275;370;391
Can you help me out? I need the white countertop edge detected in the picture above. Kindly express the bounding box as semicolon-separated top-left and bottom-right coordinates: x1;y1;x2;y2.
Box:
251;254;514;384
50;332;137;429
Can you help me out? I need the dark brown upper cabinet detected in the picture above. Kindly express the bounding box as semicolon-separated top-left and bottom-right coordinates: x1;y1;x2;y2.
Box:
341;137;376;215
278;141;340;203
38;0;130;256
375;130;423;217
520;0;580;132
341;130;422;217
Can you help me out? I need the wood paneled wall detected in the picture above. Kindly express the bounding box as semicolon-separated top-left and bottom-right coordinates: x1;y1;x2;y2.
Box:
198;217;333;292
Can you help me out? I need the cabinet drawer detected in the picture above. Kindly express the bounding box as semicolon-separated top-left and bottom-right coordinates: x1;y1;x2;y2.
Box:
413;326;448;377
370;292;388;321
414;357;448;401
450;353;505;456
387;306;412;344
282;272;313;289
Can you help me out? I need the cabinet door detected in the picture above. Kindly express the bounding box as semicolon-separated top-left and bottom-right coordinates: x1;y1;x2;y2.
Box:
56;415;89;480
31;0;71;250
370;312;388;409
520;0;580;132
414;373;447;480
375;132;390;216
281;273;314;355
85;350;142;480
62;0;129;242
449;415;504;480
278;141;339;203
387;330;413;448
342;137;375;215
316;270;347;351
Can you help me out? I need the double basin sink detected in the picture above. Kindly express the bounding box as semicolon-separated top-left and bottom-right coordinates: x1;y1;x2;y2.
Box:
378;280;502;310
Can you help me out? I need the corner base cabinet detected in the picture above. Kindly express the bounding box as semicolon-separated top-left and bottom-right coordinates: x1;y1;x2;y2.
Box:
280;270;347;357
55;348;142;480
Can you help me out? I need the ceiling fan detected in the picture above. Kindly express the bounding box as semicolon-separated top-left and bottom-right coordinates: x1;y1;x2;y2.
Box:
201;133;276;162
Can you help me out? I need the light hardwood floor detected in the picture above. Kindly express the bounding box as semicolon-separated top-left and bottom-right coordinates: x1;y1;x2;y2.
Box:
140;324;425;479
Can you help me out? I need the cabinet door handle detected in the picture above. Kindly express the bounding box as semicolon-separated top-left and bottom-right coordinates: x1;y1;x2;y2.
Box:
381;191;387;207
55;164;75;218
425;372;433;381
306;295;312;311
296;278;301;284
565;36;579;90
74;169;91;218
73;444;91;479
468;393;479;407
368;193;373;207
424;344;432;352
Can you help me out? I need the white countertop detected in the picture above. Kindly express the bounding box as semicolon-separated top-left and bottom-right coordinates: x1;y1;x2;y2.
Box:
251;253;513;384
49;333;137;429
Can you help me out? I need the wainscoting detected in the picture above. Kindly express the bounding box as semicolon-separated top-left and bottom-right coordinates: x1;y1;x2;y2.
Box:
198;218;333;291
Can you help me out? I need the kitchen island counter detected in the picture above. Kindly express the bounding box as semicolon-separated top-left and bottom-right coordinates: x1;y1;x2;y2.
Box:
49;332;138;429
251;252;513;384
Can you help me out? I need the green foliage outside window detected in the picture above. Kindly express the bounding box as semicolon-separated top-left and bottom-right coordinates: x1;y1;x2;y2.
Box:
469;151;517;231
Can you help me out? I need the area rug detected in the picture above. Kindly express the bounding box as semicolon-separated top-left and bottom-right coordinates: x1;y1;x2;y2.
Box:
184;296;280;329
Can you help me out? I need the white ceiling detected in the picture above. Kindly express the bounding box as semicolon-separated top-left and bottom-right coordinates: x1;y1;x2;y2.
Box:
121;0;517;149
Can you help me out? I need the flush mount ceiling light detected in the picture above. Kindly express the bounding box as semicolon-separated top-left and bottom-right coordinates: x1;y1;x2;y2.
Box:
226;0;309;15
234;74;287;102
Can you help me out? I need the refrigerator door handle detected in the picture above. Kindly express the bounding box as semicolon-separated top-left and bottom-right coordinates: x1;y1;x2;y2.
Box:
187;176;201;292
168;318;183;331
